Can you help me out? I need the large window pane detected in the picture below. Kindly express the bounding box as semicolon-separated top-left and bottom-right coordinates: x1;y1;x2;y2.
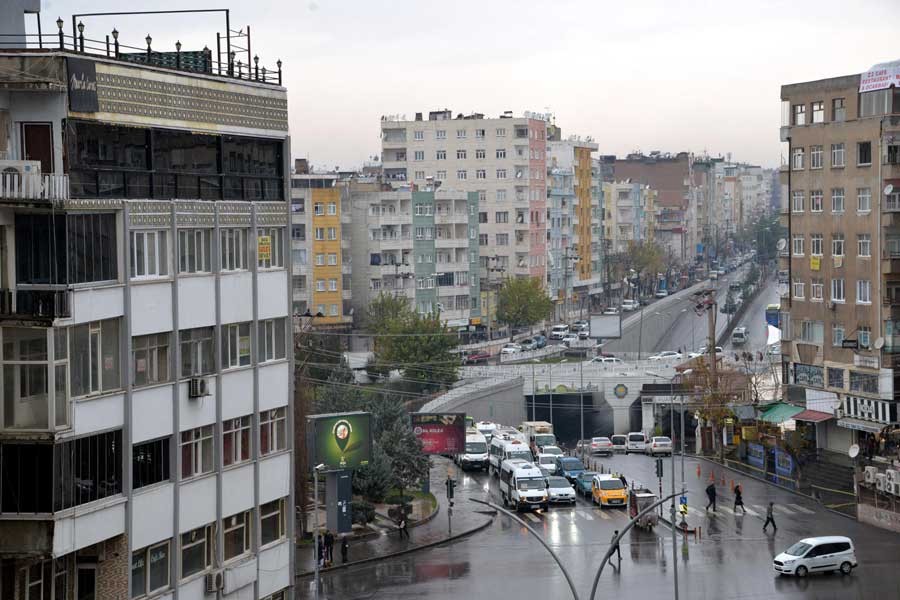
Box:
0;442;53;513
53;429;122;510
133;438;170;489
70;319;121;397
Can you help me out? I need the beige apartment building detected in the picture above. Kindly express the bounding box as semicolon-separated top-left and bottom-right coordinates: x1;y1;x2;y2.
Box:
780;61;900;454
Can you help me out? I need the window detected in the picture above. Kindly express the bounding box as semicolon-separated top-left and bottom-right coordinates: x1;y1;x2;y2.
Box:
316;279;325;291
436;150;446;160
857;187;872;212
456;149;467;160
496;148;507;159
799;320;824;344
259;318;286;362
180;524;213;578
811;101;824;123
496;189;507;201
327;227;337;241
327;253;337;266
791;147;804;170
479;234;488;246
810;190;823;212
291;225;305;240
831;188;845;212
178;229;212;273
858;327;872;350
180;425;213;478
476;169;486;179
257;227;284;268
858;234;871;257
260;498;286;546
70;318;121;397
831;325;845;348
478;212;487;224
832;233;844;257
475;148;485;159
130;230;168;279
889;191;900;211
327;202;337;215
475;128;485;139
315;254;325;266
414;170;425;179
858;141;872;165
831;143;845;167
831;278;845;302
415;226;433;240
456;129;466;139
496;128;506;137
792;235;804;256
314;227;324;240
857;280;871;304
860;89;893;117
52;429;123;510
810;234;823;256
223;416;251;466
329;278;337;291
132;332;170;387
792;104;806;125
456;170;467;180
495;211;509;223
314;203;324;216
131;540;170;598
260;407;287;455
20;558;69;600
179;327;214;377
436;129;446;140
224;510;252;561
133;437;170;490
810;145;823;169
496;233;509;245
832;97;846;122
223;322;251;368
414;130;424;141
219;228;248;271
792;279;805;299
850;369;877;392
828;367;844;387
791;191;804;212
811;278;824;301
66;213;119;284
496;169;507;179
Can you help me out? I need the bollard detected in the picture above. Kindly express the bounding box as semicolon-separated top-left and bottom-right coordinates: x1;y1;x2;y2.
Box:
696;464;701;478
730;479;734;492
708;470;715;482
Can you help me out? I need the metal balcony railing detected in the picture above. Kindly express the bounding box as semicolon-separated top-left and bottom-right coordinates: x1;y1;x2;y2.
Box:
0;173;69;202
0;288;71;320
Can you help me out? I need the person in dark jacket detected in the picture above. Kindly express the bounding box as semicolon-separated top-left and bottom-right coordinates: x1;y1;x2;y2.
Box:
610;530;622;563
733;484;746;514
705;482;717;512
341;535;349;564
763;501;777;532
324;530;335;565
619;474;628;488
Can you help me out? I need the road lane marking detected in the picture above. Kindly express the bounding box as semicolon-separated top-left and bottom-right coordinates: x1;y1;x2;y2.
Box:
525;512;541;523
774;505;796;515
595;509;611;520
578;511;594;520
788;504;815;514
719;506;735;515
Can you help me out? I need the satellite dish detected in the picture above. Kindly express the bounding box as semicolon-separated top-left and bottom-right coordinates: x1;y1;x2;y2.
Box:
875;337;885;350
885;184;894;196
848;444;860;459
776;239;787;251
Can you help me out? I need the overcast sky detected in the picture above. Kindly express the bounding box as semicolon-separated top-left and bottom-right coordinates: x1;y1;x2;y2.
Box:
38;0;900;170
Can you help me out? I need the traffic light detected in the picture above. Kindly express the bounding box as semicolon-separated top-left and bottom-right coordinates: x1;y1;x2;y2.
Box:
445;476;456;500
655;458;663;478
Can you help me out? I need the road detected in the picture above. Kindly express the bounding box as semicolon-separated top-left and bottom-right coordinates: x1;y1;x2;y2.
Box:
721;277;780;354
300;454;900;599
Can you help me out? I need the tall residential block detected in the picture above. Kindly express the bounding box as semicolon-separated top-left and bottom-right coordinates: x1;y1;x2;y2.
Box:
779;59;900;456
0;8;293;600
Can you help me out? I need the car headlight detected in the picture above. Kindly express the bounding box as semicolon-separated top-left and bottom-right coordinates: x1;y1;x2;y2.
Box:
782;560;794;565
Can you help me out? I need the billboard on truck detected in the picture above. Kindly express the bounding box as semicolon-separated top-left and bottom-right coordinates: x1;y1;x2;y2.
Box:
411;413;467;455
307;412;372;470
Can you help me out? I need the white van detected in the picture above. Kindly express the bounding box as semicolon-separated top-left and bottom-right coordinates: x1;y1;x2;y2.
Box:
499;459;548;511
488;435;533;476
731;326;748;346
456;429;489;471
625;432;647;453
550;324;569;340
773;536;857;577
475;421;498;442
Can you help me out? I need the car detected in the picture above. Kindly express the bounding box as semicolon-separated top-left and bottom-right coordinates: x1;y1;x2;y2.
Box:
572;320;588;329
546;476;577;505
767;343;780;356
611;434;627;453
462;350;491;365
578;327;590;340
540;445;564;457
731;327;748;345
625;432;647;454
550;324;569;340
645;436;673;456
602;307;620;316
574;439;591;456
655;289;668;298
554;456;587;483
520;338;536;351
621;299;639;312
500;344;522;355
591;474;628;507
773;536;857;577
590;436;614;455
648;351;683;361
561;333;579;346
536;453;558;474
591;356;623;365
532;334;547;348
574;471;597;498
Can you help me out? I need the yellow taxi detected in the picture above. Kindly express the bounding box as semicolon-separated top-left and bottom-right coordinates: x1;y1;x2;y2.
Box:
591;474;628;507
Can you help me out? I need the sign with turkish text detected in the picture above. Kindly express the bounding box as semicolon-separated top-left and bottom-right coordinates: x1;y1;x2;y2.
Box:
809;256;820;271
257;235;272;261
411;413;466;455
859;60;900;93
66;57;99;113
841;339;859;350
307;412;371;471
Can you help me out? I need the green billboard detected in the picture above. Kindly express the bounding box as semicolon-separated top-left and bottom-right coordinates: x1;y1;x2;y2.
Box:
307;412;372;471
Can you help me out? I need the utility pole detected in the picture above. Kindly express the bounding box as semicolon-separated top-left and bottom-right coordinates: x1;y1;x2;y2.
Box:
707;291;717;387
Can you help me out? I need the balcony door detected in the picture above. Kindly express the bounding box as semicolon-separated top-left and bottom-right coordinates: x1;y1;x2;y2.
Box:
20;122;53;173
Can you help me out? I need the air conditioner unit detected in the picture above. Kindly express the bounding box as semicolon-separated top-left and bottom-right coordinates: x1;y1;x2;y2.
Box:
188;377;209;398
865;466;878;484
835;406;844;419
204;570;224;593
875;472;887;492
886;469;899;485
890;481;900;497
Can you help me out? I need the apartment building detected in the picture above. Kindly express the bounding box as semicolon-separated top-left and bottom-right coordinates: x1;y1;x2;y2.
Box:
348;188;481;328
779;60;900;455
380;110;549;286
0;10;293;600
603;181;656;254
290;173;352;327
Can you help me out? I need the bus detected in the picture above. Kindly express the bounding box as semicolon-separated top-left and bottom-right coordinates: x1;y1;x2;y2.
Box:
765;304;780;328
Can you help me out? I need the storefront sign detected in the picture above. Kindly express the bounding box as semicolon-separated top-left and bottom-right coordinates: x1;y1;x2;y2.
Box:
67;57;99;112
747;442;765;469
257;235;272;261
859;60;900;93
853;353;879;369
410;413;466;455
841;339;858;349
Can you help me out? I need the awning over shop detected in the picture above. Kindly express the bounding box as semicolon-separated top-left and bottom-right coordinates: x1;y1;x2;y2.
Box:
836;417;886;434
792;409;834;423
759;402;804;424
731;405;758;421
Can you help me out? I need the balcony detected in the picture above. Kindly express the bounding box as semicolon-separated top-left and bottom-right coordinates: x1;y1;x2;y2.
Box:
0;288;71;321
381;235;412;250
883;250;900;274
434;212;468;224
435;237;465;248
0;172;69;202
381;263;413;276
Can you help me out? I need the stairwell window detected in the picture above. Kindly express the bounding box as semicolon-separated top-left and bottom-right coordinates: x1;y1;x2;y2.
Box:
130;230;169;279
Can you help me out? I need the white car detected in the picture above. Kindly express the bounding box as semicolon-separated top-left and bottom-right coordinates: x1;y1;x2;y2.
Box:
774;536;857;577
645;436;673;456
590;437;614;455
550;325;569;340
625;432;647;454
621;300;639;312
602;307;620;316
546;476;577;505
591;356;623;365
578;329;590;340
500;344;522;355
561;333;579;346
536;453;558;474
655;289;668;298
649;351;682;361
540;445;564;457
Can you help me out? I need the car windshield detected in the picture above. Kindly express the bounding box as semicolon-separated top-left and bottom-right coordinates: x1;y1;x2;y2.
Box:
559;458;585;470
547;477;570;489
628;435;644;442
508;450;532;461
534;434;555;446
516;477;546;491
599;479;625;490
542;446;563;455
465;442;487;453
578;472;596;482
539;456;555;464
785;542;813;557
612;436;626;444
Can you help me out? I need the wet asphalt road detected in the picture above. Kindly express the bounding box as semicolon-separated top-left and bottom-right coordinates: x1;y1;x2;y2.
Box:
300;453;900;599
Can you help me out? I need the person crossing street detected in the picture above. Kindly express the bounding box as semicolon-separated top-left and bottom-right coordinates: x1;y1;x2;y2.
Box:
763;501;777;532
705;482;717;512
733;484;746;514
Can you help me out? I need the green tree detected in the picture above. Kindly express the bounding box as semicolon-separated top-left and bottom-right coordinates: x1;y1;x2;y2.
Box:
362;292;414;334
722;289;738;315
381;419;430;507
352;442;393;502
313;360;365;414
378;311;459;392
496;276;554;335
364;395;407;438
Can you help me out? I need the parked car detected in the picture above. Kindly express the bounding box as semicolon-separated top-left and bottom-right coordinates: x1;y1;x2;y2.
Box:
462;350;490;365
500;344;522;355
773;536;857;577
561;333;579;346
625;432;647;454
520;338;536;351
590;436;614;455
550;324;570;340
645;436;673;456
602;307;620;316
532;334;547;348
655;289;668;298
648;351;682;361
546;476;577;505
574;471;597;498
591;356;623;365
621;299;640;312
611;434;628;453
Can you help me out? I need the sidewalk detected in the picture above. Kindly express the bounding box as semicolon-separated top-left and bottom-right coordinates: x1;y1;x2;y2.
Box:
296;457;495;577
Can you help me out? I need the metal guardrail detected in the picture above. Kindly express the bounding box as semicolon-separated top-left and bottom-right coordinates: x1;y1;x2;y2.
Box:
0;173;69;201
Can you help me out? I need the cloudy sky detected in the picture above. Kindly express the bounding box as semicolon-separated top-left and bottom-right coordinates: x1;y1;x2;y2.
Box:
38;0;900;169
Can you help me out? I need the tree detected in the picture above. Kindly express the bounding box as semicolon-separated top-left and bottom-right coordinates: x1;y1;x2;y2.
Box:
362;292;414;335
496;276;554;335
721;289;738;315
352;442;393;502
378;310;459;392
313;360;365;414
381;419;430;507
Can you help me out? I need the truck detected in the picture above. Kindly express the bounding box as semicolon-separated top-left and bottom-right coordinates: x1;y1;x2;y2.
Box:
455;428;489;471
521;421;556;455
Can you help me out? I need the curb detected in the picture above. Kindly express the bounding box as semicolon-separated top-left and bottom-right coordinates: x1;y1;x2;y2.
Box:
295;513;494;578
695;455;856;521
374;495;442;531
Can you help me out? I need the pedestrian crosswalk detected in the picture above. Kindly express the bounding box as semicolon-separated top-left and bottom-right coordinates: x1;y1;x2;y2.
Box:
525;512;541;523
788;504;815;515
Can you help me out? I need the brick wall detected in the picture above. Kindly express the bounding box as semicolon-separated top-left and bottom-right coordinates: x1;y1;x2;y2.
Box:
96;534;129;600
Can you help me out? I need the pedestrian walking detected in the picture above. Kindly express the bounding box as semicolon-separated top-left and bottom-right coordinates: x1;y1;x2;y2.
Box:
705;482;717;512
763;501;777;532
316;536;325;567
398;515;410;539
324;530;334;565
341;535;349;564
733;484;746;514
610;530;622;563
619;473;627;488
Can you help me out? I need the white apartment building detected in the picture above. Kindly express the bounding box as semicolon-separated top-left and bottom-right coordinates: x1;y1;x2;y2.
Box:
380;110;549;283
0;11;293;600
